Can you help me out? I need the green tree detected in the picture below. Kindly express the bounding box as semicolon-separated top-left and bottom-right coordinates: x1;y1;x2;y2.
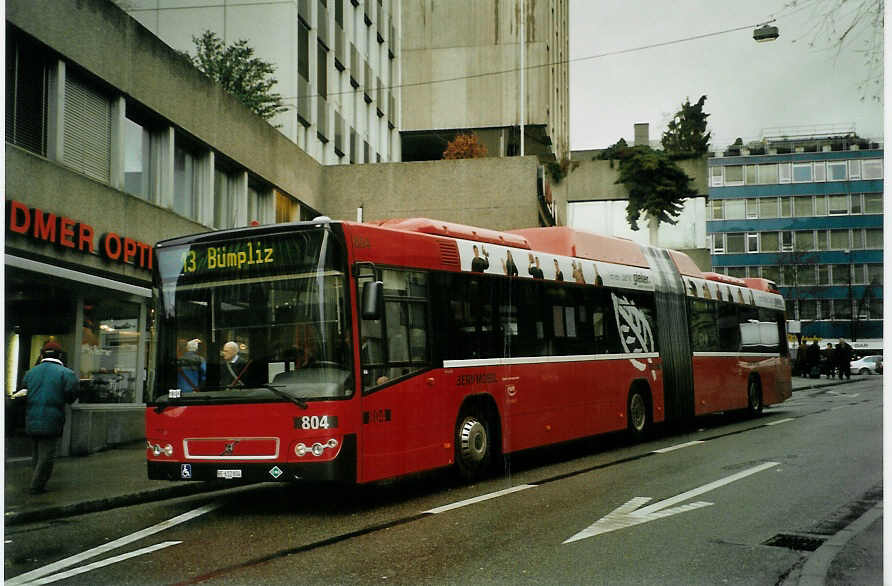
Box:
188;31;287;121
599;141;697;244
661;95;711;158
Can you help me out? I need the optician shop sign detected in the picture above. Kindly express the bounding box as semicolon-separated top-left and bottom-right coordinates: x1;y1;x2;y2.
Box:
6;199;153;271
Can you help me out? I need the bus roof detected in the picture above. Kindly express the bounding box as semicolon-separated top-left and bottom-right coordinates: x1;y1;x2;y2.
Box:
370;218;531;249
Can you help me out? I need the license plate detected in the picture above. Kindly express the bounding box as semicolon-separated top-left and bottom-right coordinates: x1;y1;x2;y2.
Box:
216;469;243;479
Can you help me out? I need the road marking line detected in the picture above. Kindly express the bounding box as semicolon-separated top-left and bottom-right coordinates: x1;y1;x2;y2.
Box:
765;418;795;426
5;502;220;585
652;441;704;453
422;485;536;515
28;541;182;585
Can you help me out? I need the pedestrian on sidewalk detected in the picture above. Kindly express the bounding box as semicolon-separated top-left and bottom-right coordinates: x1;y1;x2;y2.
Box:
17;341;79;494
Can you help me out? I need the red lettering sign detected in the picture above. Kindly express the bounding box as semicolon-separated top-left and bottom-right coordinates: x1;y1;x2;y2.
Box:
6;199;153;272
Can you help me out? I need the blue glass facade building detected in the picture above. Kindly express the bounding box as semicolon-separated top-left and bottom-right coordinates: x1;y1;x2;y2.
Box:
706;137;883;350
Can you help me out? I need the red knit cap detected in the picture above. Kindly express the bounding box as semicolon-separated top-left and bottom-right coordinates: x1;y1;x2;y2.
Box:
41;341;63;354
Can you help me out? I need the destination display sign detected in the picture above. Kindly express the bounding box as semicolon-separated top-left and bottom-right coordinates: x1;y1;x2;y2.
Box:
157;231;327;282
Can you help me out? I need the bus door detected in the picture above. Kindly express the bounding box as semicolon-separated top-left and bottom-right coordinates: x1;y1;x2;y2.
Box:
357;269;451;482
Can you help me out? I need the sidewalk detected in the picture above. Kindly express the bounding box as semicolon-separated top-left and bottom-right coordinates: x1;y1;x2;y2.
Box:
3;376;879;585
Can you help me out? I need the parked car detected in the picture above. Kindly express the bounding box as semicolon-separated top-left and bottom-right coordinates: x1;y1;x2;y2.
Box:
850;355;883;375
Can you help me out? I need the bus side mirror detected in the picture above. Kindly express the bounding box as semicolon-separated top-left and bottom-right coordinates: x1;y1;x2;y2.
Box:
361;281;383;320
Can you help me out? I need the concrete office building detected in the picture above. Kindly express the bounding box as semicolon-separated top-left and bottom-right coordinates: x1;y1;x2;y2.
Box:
120;0;402;165
706;130;884;352
400;0;569;162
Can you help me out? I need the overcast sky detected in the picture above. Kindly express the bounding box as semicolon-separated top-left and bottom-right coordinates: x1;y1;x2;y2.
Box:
568;0;884;150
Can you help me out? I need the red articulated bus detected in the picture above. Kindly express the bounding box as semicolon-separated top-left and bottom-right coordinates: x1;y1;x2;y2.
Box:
146;217;792;484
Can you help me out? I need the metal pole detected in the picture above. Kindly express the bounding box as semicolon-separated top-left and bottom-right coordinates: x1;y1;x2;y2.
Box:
519;0;525;157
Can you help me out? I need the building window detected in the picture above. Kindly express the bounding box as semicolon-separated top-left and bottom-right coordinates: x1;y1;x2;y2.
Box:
123;115;153;201
780;197;792;217
793;196;813;217
727;267;747;278
709;166;723;186
799;299;817;320
724;199;745;219
797;265;817;286
761;231;779;252
213;167;234;229
781;231;793;252
778;162;791;183
861;159;882;180
792;162;813;182
834;299;852;320
868;299;883;320
847;159;861;179
275;190;298;223
726;233;745;253
815;194;827;216
173;142;198;220
863;193;882;213
829;229;850;250
852;229;864;249
852;264;866;285
747;233;759;252
828;194;848;215
795;230;814;251
710;233;724;254
758;163;778;184
746;198;759;218
762;266;780;283
709;199;723;219
867;264;883;285
816;230;828;250
759;197;778;218
247;182;266;225
818;265;830;285
781;266;796;286
6;32;49;156
813;161;826;182
827;160;847;181
865;228;883;248
63;71;112;182
745;165;757;185
724;165;743;185
850;193;862;214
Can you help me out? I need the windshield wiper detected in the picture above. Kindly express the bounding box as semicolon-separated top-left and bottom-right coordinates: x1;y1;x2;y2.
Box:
262;384;308;410
153;393;217;413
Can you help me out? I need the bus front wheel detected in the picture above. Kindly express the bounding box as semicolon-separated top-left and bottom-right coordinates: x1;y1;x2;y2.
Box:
455;412;491;481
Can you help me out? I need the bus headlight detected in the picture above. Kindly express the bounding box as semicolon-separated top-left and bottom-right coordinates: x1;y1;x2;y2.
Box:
294;438;338;458
149;442;174;457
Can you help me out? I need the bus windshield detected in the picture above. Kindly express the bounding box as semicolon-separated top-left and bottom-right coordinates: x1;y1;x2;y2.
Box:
151;228;353;404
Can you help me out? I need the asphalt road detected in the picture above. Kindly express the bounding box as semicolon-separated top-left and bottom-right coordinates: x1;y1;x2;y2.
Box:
5;377;882;585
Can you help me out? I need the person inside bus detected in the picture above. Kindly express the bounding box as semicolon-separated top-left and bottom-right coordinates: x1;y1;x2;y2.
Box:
177;338;205;392
527;254;544;279
553;259;564;281
471;244;489;273
220;341;249;388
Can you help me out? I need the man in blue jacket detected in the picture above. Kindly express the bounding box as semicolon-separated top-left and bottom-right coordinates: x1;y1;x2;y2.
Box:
20;341;79;494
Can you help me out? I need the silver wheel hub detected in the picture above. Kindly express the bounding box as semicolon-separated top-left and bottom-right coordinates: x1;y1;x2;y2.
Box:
630;394;646;431
459;418;487;464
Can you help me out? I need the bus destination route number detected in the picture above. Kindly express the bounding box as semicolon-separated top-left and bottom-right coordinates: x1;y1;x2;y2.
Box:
181;241;275;275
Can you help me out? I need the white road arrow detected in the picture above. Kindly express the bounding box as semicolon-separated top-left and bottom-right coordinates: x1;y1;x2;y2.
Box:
564;461;779;543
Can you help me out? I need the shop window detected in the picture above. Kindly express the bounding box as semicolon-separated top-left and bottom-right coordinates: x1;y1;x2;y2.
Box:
6;32;49;156
79;298;142;403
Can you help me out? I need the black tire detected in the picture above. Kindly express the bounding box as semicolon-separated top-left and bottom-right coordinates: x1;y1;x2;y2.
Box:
627;388;650;437
747;378;763;417
455;410;492;481
860;368;870;376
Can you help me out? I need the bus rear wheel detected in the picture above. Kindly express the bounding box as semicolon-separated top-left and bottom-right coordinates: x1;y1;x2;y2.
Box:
627;388;650;437
747;379;763;417
455;411;491;481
